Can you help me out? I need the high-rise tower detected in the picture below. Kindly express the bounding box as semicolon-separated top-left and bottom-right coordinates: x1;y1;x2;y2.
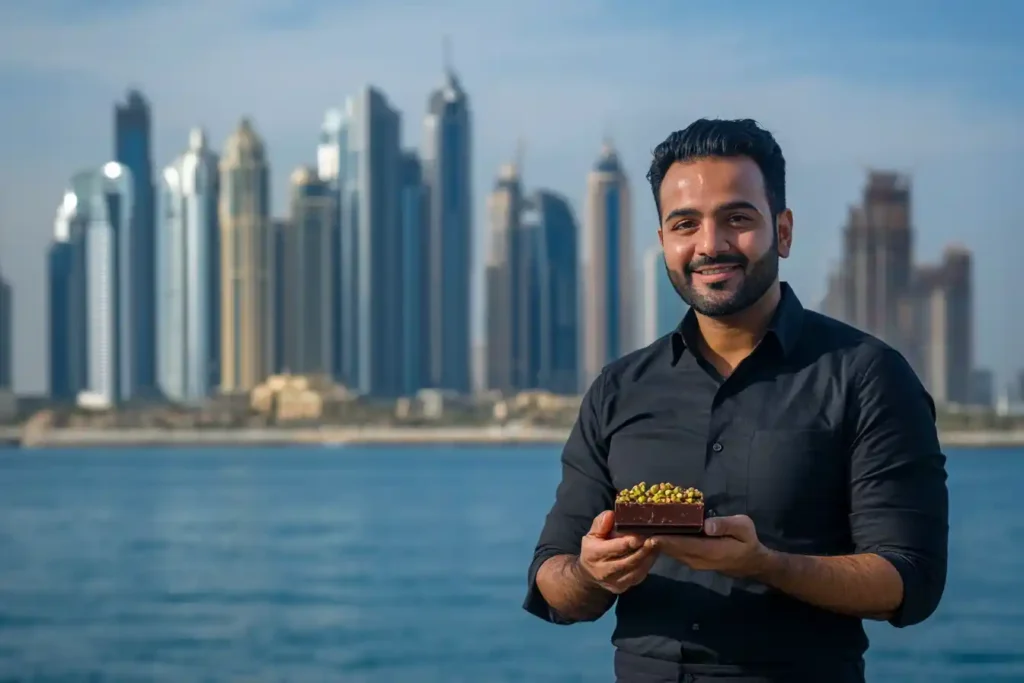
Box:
833;171;914;347
524;189;580;394
48;163;135;407
336;87;405;396
398;151;429;396
422;46;473;394
316;108;346;383
157;128;221;403
280;167;335;376
0;270;11;391
218;118;274;393
484;161;523;393
114;90;157;395
581;141;633;389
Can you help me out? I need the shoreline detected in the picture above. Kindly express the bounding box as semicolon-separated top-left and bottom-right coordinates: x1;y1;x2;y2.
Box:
4;426;1024;449
8;426;573;449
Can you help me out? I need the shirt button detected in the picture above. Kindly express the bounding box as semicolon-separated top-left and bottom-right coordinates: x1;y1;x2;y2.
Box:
692;623;700;631
711;442;723;453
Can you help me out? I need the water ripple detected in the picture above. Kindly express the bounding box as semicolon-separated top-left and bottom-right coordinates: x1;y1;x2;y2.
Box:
0;446;1021;682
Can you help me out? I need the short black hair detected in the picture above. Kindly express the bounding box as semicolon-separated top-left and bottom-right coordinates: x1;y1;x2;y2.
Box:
646;118;786;220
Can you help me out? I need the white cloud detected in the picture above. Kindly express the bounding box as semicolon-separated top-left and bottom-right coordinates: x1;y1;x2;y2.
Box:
0;0;1021;392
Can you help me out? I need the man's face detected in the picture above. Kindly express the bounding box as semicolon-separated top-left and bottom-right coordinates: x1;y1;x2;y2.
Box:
657;156;792;317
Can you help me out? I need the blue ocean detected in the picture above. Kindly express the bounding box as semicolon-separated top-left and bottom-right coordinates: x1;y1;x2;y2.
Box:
0;445;1021;682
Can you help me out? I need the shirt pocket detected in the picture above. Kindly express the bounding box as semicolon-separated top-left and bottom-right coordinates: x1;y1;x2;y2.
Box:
747;428;848;546
607;428;707;494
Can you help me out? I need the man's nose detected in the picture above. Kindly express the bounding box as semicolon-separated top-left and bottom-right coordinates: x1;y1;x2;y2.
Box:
697;221;729;257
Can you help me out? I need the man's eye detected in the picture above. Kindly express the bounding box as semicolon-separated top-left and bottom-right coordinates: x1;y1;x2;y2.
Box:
728;214;749;224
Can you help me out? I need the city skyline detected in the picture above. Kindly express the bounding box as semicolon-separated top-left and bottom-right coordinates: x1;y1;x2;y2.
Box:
36;84;987;407
1;1;1023;392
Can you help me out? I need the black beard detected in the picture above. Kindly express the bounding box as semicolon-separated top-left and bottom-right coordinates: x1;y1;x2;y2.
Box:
665;244;779;318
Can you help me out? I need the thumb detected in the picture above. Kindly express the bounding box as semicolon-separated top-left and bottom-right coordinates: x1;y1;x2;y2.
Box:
704;515;752;539
589;510;615;538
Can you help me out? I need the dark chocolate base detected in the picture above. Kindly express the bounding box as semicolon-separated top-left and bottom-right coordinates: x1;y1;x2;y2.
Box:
614;524;704;536
613;502;705;535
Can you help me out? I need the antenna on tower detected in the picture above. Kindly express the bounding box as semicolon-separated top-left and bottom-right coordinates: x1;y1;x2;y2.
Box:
514;138;526;174
442;35;453;73
602;118;614;148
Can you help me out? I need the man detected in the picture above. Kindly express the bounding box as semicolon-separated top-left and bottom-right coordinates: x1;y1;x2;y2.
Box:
522;118;948;682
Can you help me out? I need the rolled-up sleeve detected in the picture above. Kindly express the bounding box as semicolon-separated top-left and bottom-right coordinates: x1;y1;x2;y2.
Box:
848;346;949;628
522;370;616;624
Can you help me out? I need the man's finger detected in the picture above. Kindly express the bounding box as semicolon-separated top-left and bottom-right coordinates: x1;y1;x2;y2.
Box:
588;510;615;538
598;543;657;577
610;553;659;589
649;535;706;555
589;534;644;559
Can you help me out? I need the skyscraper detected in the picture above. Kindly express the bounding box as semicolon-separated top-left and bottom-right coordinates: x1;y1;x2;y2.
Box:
484;162;523;393
525;190;579;395
218;118;274;393
641;246;686;346
399;151;428;396
114;90;157;396
157;128;220;403
336;87;404;397
280;167;335;376
0;270;11;390
906;246;973;405
823;171;913;348
821;170;976;407
272;219;288;375
48;196;85;401
581;141;633;389
941;246;973;404
316;108;346;382
422;55;473;393
47;164;135;407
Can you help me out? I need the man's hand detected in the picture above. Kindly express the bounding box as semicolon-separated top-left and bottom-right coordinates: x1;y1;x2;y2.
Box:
652;514;769;579
576;511;659;594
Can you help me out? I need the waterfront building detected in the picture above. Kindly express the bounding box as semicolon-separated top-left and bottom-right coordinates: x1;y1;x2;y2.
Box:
157;128;220;403
316;108;346;382
421;53;473;393
581;141;634;389
280;167;335;377
335;87;405;396
114;90;158;395
524;190;580;395
484;161;524;394
821;171;975;406
47;163;135;407
218;118;275;393
0;270;11;390
398;152;428;396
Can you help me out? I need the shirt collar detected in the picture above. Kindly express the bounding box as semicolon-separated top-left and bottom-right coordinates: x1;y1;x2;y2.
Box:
670;281;805;365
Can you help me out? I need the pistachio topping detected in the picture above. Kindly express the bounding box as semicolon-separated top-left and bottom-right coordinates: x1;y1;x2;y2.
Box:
615;482;704;505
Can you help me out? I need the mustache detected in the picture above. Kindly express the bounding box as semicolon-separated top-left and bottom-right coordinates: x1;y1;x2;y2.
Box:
684;253;748;274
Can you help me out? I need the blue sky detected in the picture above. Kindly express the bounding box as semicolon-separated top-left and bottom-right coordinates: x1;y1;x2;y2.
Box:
0;0;1022;393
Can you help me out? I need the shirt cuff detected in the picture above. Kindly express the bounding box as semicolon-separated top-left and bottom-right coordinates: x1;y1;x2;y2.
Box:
875;549;936;628
522;551;578;625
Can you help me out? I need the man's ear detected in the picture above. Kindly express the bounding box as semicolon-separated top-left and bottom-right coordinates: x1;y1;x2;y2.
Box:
776;209;793;258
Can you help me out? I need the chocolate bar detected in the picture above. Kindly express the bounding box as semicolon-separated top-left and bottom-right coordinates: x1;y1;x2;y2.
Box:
613;482;705;535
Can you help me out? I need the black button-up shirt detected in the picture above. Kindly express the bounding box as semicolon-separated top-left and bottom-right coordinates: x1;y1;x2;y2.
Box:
523;283;949;681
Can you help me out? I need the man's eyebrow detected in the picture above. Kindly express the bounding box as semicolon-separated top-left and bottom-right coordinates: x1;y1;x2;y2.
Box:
716;201;760;213
662;201;760;224
662;207;699;223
